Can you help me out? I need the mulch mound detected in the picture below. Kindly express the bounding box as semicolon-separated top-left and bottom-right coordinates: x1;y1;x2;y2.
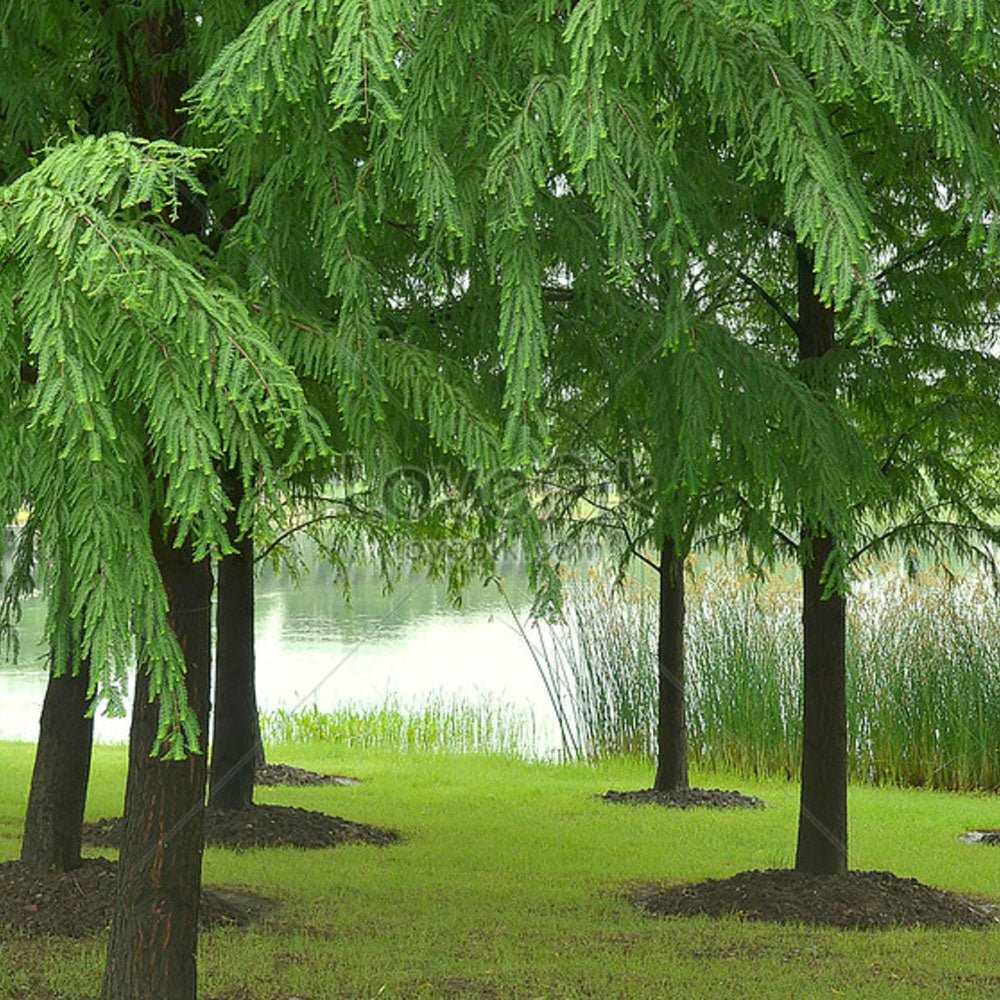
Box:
630;868;999;929
0;857;276;938
84;803;399;851
602;787;766;809
961;829;1000;845
255;763;360;787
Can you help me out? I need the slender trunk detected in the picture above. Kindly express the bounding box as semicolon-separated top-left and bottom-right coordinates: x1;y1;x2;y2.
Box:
795;534;848;874
209;471;260;811
794;244;848;875
653;537;688;792
101;523;213;1000
99;10;224;999
20;657;94;872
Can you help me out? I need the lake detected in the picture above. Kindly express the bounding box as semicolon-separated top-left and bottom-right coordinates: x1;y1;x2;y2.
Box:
0;553;564;749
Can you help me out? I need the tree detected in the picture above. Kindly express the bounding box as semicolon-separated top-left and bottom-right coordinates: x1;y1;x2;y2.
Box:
187;0;921;814
782;241;998;873
540;263;869;794
18;658;94;871
0;2;281;884
512;0;1000;871
4;4;535;994
699;10;1000;869
1;520;96;873
101;518;214;997
0;120;317;997
207;469;264;812
794;244;850;874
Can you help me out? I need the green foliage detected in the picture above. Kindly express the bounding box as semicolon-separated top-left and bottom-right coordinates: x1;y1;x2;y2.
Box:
187;0;1000;638
4;0;1000;756
541;280;875;578
189;0;1000;462
0;133;323;749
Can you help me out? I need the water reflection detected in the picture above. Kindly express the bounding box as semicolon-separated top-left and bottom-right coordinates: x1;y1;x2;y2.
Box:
0;555;555;746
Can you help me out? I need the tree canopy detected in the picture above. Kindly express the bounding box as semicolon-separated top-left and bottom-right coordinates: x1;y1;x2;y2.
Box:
0;131;323;750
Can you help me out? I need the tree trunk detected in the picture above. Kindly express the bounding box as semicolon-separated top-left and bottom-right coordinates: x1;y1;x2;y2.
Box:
653;536;688;792
795;534;848;874
208;471;261;811
101;523;213;1000
20;656;94;872
794;244;848;875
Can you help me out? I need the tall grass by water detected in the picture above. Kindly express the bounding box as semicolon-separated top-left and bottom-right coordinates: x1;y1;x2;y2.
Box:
537;565;1000;790
261;693;538;757
259;564;1000;791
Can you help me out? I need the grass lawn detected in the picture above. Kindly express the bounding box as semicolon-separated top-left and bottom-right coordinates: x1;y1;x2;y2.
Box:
1;741;998;999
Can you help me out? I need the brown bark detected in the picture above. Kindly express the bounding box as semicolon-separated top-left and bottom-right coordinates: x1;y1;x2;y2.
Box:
653;536;688;792
794;244;849;875
97;7;237;997
20;657;94;872
100;523;213;1000
208;470;262;811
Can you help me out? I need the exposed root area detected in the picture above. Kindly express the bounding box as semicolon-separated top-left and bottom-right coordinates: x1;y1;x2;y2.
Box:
961;829;1000;845
84;803;399;851
601;787;766;809
0;857;276;938
255;763;360;787
630;868;998;929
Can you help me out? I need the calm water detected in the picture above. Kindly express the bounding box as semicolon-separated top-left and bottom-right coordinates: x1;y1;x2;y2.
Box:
0;555;561;746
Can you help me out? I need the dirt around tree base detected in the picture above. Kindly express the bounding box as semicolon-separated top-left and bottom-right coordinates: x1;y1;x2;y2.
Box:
602;787;766;809
630;869;999;929
961;829;1000;845
0;858;277;938
255;762;360;786
83;803;399;851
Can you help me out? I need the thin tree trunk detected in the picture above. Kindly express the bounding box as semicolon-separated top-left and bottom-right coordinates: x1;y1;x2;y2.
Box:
653;536;688;792
209;470;261;811
795;534;848;874
794;244;849;875
20;656;94;872
101;522;213;1000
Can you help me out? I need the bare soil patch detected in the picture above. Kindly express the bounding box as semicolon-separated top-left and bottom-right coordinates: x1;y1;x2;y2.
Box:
630;868;999;929
83;803;399;851
0;857;276;938
255;763;360;787
602;787;766;809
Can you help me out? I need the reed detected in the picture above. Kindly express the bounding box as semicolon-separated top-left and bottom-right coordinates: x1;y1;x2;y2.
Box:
538;564;1000;790
257;566;1000;790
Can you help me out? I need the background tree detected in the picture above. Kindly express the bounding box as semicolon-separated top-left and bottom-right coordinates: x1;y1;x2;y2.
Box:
187;0;919;814
699;7;1000;871
540;257;870;796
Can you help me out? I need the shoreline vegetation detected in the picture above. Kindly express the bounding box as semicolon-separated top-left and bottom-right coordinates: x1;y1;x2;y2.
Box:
7;559;993;789
261;563;1000;793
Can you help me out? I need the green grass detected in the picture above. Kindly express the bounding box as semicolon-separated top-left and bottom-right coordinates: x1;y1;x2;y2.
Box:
1;742;1000;998
261;694;538;757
